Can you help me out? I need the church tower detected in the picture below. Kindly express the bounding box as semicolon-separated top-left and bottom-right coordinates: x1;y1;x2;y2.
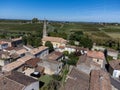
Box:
43;20;47;38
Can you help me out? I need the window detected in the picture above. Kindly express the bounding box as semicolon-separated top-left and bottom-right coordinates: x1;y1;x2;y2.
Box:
97;59;99;62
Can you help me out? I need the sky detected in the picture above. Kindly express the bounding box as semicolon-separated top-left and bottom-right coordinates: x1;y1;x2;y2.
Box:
0;0;120;22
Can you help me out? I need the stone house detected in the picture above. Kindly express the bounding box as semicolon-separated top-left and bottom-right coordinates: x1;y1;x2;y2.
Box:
26;46;49;59
107;49;118;60
0;71;39;90
42;36;67;49
109;60;120;78
87;51;106;69
0;41;8;50
38;51;64;75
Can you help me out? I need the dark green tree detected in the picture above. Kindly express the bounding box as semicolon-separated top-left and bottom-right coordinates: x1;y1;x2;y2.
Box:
45;41;54;52
79;36;93;49
22;36;27;45
32;18;39;23
47;80;60;90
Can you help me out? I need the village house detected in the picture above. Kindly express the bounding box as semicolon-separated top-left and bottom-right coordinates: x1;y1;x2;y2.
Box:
0;71;39;90
42;36;67;49
57;45;88;54
0;51;19;67
64;66;111;90
90;70;111;90
77;55;101;75
16;48;28;57
38;51;64;75
3;46;28;57
109;60;120;78
42;20;67;49
1;37;23;47
107;48;119;60
26;46;49;59
64;67;90;90
92;43;105;51
11;37;23;47
87;51;106;69
23;58;43;76
0;41;8;50
2;55;33;72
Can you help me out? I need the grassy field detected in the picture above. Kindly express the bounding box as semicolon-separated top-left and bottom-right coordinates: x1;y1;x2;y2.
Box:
39;75;53;89
0;20;120;39
107;33;120;38
0;23;43;32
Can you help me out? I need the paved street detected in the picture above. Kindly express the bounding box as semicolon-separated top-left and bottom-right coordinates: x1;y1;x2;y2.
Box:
110;77;120;90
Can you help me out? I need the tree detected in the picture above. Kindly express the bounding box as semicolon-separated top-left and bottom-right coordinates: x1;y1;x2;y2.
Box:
47;80;60;90
32;18;39;23
79;36;93;49
45;41;54;52
22;36;27;45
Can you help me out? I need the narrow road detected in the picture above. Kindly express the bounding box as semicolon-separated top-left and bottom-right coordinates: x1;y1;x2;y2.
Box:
110;77;120;90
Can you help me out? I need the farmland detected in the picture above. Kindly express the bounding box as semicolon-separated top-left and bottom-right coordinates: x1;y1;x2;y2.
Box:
0;19;120;41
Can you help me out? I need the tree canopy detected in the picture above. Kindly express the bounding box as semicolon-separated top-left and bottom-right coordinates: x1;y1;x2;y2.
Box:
45;41;54;53
32;18;39;23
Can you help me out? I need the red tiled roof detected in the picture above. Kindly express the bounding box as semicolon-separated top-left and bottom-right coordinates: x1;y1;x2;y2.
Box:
42;36;67;44
35;66;45;73
64;67;89;90
90;70;111;90
25;58;41;68
44;51;63;61
0;76;24;90
87;51;105;60
109;60;120;70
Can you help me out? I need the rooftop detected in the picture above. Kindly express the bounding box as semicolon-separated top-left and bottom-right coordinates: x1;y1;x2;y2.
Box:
0;71;38;90
17;55;33;62
77;55;101;74
25;58;41;68
2;61;24;72
6;71;38;86
108;48;119;53
44;51;63;61
87;51;105;60
42;36;67;44
90;70;111;90
29;46;48;55
65;67;89;90
66;45;88;51
109;60;120;70
16;48;27;55
0;76;24;90
0;41;8;45
11;37;22;42
2;55;33;72
4;47;15;51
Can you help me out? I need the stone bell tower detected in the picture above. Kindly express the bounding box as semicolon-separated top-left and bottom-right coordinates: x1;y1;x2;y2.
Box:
43;20;47;38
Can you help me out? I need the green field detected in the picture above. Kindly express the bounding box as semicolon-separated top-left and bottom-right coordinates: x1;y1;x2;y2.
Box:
107;33;120;38
0;20;120;39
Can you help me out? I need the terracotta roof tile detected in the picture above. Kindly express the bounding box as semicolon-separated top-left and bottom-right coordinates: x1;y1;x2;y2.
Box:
0;76;24;90
0;71;38;90
29;46;48;55
25;58;41;68
109;60;120;70
2;56;33;72
90;70;111;90
35;66;45;73
42;36;67;44
6;71;37;86
65;67;89;90
44;51;63;61
87;51;105;60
